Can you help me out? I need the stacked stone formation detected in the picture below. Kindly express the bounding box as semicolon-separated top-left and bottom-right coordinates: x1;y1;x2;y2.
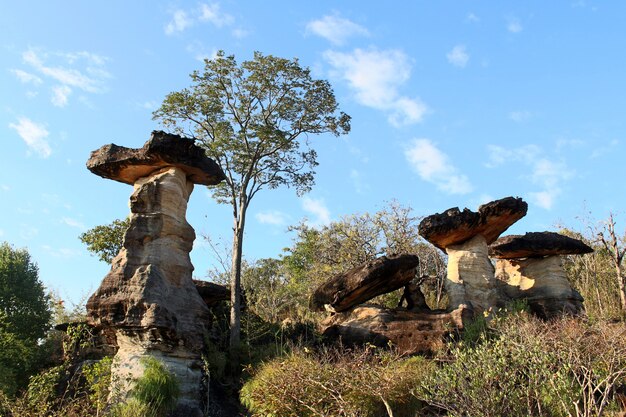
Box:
418;197;528;314
489;232;593;318
85;131;224;415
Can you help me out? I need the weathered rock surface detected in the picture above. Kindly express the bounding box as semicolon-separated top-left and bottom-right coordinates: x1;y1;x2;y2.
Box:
86;133;224;415
495;256;585;318
446;235;504;313
321;305;469;355
489;231;593;259
193;279;230;307
419;197;528;250
310;254;420;313
87;130;225;185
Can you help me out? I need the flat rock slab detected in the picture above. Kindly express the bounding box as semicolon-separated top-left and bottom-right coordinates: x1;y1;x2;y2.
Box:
310;254;419;313
419;197;528;250
321;305;469;355
193;280;230;307
87;130;225;185
489;232;594;259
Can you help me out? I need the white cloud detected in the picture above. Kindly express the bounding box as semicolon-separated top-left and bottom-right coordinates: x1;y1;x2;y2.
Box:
591;139;619;158
324;48;428;126
255;210;289;226
1;185;9;191
61;217;86;230
199;3;234;27
232;28;249;39
350;169;370;194
447;45;469;68
306;15;369;45
20;226;39;240
165;9;193;34
42;245;81;259
404;139;473;195
9;117;51;158
302;197;331;227
507;18;523;33
186;41;218;62
509;110;531;122
51;85;71;107
11;69;42;85
467;13;480;23
486;144;574;210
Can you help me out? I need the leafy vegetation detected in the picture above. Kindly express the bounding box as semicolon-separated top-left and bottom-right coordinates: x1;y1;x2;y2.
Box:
79;218;130;264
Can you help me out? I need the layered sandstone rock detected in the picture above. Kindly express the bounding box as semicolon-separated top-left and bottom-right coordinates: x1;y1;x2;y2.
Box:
310;254;420;313
320;305;469;355
491;232;592;318
418;197;528;251
86;131;224;415
419;197;527;314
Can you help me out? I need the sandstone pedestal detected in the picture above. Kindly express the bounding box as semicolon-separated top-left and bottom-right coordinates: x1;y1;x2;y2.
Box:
86;131;224;414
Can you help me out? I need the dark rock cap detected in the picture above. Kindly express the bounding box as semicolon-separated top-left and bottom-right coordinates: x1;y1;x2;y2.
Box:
310;254;419;313
418;197;528;251
87;130;226;185
489;231;594;259
193;279;230;307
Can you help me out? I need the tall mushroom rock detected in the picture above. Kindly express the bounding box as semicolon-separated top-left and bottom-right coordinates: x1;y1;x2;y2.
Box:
418;197;528;314
85;131;225;415
489;232;593;318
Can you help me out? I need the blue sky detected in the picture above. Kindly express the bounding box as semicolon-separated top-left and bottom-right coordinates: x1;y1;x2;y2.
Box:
2;1;625;304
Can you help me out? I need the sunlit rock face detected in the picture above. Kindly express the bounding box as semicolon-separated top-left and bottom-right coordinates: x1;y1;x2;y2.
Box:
446;235;504;314
85;132;224;415
320;304;469;355
494;257;585;318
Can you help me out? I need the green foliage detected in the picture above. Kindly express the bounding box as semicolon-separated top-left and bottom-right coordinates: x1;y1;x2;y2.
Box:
82;356;112;415
125;357;180;417
79;218;129;264
417;314;626;417
241;346;433;417
0;242;52;396
25;364;66;414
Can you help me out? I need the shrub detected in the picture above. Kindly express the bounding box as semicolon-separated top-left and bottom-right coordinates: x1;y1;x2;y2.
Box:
241;346;433;417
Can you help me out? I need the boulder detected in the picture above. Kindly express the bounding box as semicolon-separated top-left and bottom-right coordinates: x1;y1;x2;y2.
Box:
193;280;230;307
310;254;420;313
87;130;225;185
489;232;593;259
321;305;469;355
418;197;528;251
495;256;585;318
86;132;224;415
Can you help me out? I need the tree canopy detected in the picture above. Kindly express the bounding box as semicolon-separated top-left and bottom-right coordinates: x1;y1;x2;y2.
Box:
79;218;129;264
153;50;350;349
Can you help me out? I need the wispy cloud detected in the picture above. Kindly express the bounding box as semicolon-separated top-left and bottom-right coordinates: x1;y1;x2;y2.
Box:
324;48;428;127
186;41;218;62
466;13;480;23
199;3;234;27
1;185;9;192
509;110;531;122
10;69;42;85
350;169;370;194
302;197;331;227
486;144;574;209
446;45;469;68
20;225;39;240
9;117;51;158
405;139;473;195
306;15;369;45
507;18;523;33
165;10;193;34
17;48;110;107
42;245;81;259
590;139;619;158
61;217;86;230
255;210;289;226
166;2;235;35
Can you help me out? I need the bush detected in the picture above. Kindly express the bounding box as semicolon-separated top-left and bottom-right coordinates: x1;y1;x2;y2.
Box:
241;346;433;417
417;313;626;417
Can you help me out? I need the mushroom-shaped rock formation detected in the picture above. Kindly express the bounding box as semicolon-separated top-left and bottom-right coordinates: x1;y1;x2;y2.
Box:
490;232;593;318
419;197;528;314
419;197;528;251
489;231;593;259
321;305;469;355
310;254;420;313
85;131;224;415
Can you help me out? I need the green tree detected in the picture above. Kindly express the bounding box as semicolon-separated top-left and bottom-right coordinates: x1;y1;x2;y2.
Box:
153;51;350;349
0;242;52;395
79;218;130;264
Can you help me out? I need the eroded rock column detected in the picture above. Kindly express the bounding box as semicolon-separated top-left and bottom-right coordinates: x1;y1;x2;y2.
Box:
85;131;225;415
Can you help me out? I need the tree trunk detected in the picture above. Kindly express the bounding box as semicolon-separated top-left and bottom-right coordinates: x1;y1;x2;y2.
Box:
616;264;626;313
229;207;246;351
